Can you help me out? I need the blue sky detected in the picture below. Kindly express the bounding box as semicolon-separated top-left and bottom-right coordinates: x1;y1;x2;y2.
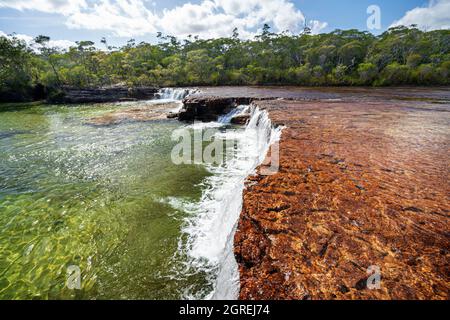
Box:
0;0;448;48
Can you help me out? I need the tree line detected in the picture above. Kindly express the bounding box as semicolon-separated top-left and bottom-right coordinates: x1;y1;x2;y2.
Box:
1;25;449;101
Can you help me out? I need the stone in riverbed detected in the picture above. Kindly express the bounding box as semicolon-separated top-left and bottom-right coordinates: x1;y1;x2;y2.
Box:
85;102;178;126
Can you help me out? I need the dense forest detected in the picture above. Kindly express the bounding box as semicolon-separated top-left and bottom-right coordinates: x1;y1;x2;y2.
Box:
1;25;449;101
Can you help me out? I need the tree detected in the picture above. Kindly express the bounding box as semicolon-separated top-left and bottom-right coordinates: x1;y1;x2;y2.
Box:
437;61;450;84
74;41;97;86
331;64;348;85
34;35;62;87
185;49;215;84
232;28;239;40
0;35;34;100
1;25;449;102
407;54;423;68
338;41;365;69
357;63;378;85
378;62;411;85
413;64;437;84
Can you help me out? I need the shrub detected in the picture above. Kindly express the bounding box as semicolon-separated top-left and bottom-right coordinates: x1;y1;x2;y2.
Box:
357;63;378;85
378;63;411;85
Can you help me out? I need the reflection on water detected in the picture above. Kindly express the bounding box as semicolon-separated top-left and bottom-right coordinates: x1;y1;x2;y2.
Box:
0;102;214;299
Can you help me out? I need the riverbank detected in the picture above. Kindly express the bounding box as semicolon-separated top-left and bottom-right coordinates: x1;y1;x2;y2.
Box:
182;87;449;300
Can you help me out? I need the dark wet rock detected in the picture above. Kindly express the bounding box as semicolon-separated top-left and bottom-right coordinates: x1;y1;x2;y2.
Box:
230;114;250;125
167;112;179;119
178;96;254;121
49;85;158;104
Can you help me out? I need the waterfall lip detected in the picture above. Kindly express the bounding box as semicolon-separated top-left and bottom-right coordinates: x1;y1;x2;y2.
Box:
176;103;283;300
156;87;198;101
154;88;199;113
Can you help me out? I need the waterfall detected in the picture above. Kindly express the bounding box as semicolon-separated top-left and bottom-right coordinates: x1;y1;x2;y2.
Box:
217;105;251;124
181;105;283;300
156;88;193;101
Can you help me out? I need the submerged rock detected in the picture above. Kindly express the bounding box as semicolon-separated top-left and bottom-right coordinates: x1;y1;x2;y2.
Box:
85;102;179;126
0;130;30;139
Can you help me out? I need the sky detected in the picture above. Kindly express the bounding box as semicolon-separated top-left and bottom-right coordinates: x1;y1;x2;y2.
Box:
0;0;449;49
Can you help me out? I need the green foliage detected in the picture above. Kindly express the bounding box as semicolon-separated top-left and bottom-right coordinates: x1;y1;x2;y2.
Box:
437;61;450;84
357;63;378;85
0;26;449;101
331;64;349;85
377;62;411;86
407;54;423;68
0;36;34;101
412;64;436;84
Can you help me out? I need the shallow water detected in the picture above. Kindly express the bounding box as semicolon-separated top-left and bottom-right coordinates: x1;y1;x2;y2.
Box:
0;100;221;299
0;90;281;300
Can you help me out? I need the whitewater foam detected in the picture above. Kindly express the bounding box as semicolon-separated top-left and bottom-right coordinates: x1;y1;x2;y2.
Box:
157;88;194;101
154;87;196;112
177;104;283;300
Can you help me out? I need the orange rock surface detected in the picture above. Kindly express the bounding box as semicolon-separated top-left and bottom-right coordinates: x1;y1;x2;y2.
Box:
234;99;450;300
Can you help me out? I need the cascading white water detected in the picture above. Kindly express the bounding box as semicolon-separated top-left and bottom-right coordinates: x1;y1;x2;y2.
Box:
154;88;196;113
217;105;251;124
157;88;193;101
180;105;283;300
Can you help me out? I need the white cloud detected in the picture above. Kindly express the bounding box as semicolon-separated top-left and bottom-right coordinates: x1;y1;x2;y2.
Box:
65;0;158;37
159;0;324;39
159;1;240;38
390;0;450;31
309;20;328;34
0;0;87;15
0;30;76;50
0;0;328;39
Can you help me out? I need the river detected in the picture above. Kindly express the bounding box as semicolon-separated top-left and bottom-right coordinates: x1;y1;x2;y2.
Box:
0;89;280;299
2;86;447;300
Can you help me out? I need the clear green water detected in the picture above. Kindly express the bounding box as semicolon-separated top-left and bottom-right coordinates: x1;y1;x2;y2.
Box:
0;102;212;299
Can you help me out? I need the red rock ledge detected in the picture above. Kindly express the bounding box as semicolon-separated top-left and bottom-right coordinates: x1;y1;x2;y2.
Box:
234;99;449;300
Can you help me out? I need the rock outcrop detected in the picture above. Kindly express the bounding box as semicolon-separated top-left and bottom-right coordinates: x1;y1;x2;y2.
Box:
230;114;251;125
234;99;450;300
178;96;254;121
50;86;159;104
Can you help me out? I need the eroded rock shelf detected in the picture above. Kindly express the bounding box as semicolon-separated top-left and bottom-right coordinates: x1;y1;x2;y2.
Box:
184;87;449;300
235;98;449;300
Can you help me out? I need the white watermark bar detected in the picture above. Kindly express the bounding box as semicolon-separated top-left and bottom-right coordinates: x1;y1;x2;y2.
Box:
367;4;382;30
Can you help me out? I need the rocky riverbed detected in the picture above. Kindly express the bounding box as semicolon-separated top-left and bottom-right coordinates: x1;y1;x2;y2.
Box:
236;99;449;300
85;101;180;126
182;87;450;300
